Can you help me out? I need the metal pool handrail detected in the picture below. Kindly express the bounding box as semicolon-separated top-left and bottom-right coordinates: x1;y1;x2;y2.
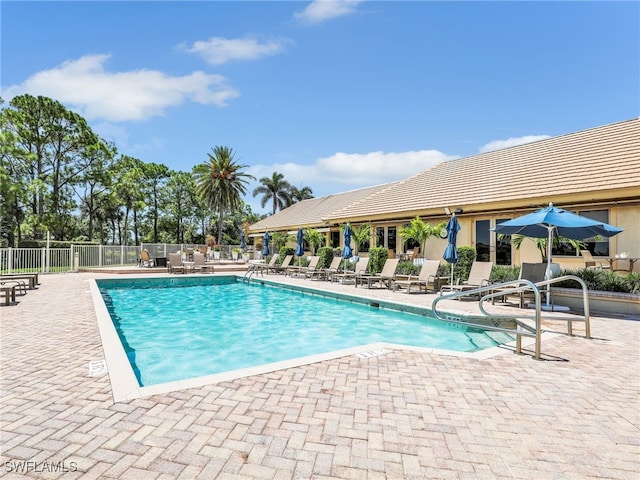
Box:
432;275;591;360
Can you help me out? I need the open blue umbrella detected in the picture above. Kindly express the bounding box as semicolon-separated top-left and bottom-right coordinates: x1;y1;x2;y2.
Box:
262;232;270;257
342;224;353;274
442;214;461;286
240;232;246;251
493;203;623;307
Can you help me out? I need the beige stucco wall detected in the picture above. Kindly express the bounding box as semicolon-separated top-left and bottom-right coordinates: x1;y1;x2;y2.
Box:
413;205;640;272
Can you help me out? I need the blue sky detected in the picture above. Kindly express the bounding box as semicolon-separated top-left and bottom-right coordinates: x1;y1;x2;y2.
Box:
2;1;639;215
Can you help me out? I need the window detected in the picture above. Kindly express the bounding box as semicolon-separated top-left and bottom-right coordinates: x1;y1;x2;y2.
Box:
495;218;512;265
330;231;340;249
551;210;611;257
387;227;397;252
376;227;385;247
475;220;490;262
582;210;612;256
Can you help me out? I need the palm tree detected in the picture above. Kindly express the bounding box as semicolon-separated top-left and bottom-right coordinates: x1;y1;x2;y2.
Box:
350;223;372;255
498;234;586;262
271;231;294;252
252;172;292;214
194;146;255;246
399;216;446;257
304;228;325;254
286;185;314;206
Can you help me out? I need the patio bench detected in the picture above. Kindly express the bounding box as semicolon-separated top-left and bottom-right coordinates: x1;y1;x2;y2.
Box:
0;285;16;306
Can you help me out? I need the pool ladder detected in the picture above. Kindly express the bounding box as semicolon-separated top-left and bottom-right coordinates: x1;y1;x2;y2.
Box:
243;263;261;282
432;275;591;360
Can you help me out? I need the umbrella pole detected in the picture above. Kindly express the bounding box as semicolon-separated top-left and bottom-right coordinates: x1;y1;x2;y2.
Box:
546;228;553;307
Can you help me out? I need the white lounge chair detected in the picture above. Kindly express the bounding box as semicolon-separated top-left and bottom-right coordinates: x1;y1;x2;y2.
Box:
440;261;493;297
355;258;399;289
392;260;440;294
331;257;369;284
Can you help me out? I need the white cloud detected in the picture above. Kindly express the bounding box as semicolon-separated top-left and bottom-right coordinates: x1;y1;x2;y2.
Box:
2;54;240;122
180;36;291;66
294;0;364;24
479;134;551;153
91;121;165;158
247;149;457;205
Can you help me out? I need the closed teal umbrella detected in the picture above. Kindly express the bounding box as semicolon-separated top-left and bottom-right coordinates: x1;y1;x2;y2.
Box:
442;214;460;286
295;228;304;269
342;224;353;274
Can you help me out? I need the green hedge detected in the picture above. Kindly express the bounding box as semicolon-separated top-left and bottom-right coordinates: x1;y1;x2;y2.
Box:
368;247;389;274
317;247;334;270
485;264;640;294
555;269;640;294
278;246;296;265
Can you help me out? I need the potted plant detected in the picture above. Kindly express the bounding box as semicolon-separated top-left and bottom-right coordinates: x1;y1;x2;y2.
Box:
213;245;221;260
205;234;216;248
232;247;240;262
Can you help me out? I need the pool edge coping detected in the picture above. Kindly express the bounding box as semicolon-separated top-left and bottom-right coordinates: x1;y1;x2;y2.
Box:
90;275;546;403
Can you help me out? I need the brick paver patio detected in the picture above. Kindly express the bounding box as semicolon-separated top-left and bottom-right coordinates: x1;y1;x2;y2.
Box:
1;272;638;479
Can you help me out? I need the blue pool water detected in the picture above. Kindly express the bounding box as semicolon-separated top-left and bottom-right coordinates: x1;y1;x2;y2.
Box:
98;277;508;387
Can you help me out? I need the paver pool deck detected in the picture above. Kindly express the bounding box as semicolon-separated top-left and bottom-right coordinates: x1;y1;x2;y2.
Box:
1;271;638;479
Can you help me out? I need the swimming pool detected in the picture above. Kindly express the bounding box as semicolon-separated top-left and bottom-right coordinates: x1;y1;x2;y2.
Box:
96;276;512;391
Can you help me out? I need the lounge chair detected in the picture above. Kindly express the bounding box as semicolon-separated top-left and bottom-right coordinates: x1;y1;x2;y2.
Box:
253;254;279;275
391;260;440;294
193;252;214;273
440;261;493;296
491;262;547;308
168;253;185;274
139;249;155;268
286;256;320;277
308;256;342;281
355;258;399;289
331;257;369;284
270;254;294;275
581;250;610;270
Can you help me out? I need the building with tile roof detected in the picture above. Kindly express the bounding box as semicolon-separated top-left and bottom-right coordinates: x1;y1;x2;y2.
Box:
248;118;640;271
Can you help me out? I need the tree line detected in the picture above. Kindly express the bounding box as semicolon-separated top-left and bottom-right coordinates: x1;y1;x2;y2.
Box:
0;94;313;248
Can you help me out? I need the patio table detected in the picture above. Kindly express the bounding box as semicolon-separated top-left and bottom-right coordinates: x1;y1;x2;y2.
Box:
604;257;638;273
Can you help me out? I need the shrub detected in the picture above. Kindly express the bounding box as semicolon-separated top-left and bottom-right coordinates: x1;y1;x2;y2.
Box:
444;246;476;282
368;247;388;274
277;246;295;265
490;265;521;283
554;268;639;294
626;272;640;294
397;261;419;276
317;247;334;270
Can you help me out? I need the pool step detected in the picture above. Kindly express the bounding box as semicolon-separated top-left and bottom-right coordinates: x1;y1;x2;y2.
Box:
465;330;514;349
486;331;515;344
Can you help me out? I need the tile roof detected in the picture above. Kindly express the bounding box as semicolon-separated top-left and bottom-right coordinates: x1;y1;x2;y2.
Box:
249;183;393;232
329;118;640;222
249;118;640;232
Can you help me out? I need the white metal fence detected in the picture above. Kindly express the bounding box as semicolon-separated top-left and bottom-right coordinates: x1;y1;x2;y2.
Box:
0;243;246;274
